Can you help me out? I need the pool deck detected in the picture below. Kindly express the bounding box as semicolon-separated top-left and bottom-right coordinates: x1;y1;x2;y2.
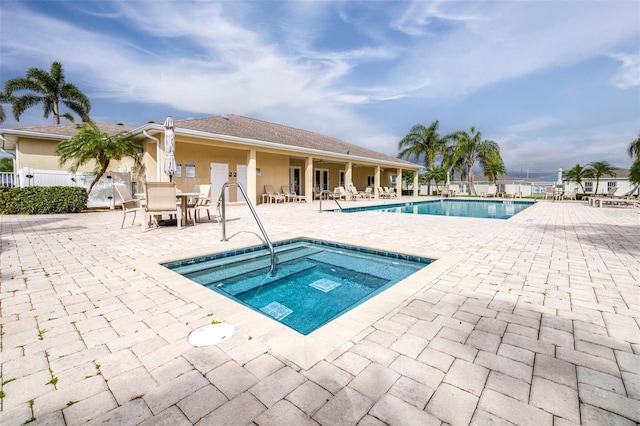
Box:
1;197;639;425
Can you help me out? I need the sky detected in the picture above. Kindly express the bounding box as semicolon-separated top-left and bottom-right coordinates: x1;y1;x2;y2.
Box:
1;0;639;179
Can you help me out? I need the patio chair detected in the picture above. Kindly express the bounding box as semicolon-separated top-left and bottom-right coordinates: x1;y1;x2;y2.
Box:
189;184;220;223
563;188;577;201
544;187;555;200
441;186;452;198
281;185;305;202
113;183;144;229
143;182;182;231
264;185;286;203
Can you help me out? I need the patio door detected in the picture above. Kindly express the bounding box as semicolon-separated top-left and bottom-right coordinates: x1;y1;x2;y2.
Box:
289;167;302;194
210;163;228;201
315;169;329;191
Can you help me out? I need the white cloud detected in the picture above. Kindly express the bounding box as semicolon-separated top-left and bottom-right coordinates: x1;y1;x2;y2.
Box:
609;53;640;88
1;1;638;172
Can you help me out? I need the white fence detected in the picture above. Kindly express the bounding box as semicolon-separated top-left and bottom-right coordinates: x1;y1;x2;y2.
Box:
0;172;16;187
5;168;132;208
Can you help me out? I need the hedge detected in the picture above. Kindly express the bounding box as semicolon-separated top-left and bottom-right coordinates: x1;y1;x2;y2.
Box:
0;186;88;214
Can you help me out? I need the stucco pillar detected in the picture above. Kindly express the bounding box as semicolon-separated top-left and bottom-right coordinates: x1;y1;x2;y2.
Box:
413;172;419;196
305;156;313;202
345;162;353;187
374;166;381;199
247;149;257;205
396;168;402;197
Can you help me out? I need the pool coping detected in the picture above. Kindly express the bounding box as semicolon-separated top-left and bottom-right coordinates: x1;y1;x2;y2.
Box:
328;197;536;215
137;232;463;369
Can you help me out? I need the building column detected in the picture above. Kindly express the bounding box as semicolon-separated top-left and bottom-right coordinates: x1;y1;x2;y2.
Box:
413;172;419;196
304;156;313;202
396;168;402;197
247;149;257;205
345;162;353;187
374;166;381;199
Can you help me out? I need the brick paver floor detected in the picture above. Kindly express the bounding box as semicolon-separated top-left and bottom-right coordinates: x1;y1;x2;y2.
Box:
1;198;639;425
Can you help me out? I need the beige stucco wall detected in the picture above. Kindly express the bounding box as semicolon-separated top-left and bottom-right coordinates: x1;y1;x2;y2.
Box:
256;152;291;196
9;130;415;202
18;137;134;174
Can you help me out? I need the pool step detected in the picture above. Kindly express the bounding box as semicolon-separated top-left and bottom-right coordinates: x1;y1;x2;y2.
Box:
307;251;420;281
222;261;317;296
183;246;323;285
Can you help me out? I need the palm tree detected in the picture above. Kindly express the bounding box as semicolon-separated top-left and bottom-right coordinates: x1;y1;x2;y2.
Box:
563;164;593;193
628;132;640;187
588;161;616;194
451;126;501;194
56;118;141;195
398;120;446;195
0;91;10;124
4;61;90;124
483;155;506;184
424;164;447;192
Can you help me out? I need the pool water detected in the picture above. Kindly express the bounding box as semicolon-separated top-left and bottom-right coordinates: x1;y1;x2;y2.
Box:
337;199;534;219
164;239;432;335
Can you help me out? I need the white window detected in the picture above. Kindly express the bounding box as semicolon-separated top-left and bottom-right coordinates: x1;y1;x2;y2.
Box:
584;182;593;193
607;181;617;191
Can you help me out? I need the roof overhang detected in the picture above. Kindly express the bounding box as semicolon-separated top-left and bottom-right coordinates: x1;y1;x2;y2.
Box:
129;124;419;170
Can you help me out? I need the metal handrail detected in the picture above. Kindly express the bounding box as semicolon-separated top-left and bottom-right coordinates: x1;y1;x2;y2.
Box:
318;190;343;212
218;181;276;276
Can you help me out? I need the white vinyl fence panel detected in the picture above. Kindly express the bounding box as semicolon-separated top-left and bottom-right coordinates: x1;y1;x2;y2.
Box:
19;168;131;208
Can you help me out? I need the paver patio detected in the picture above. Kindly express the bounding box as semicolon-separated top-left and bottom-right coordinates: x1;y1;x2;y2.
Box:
1;198;639;425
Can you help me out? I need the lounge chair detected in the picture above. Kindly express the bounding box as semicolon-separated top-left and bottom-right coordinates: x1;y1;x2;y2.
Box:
264;185;285;203
143;182;183;231
377;187;388;198
441;186;452;198
361;187;373;200
331;186;349;201
281;185;305;202
113;182;144;228
484;185;497;197
383;187;397;198
605;187;618;198
348;185;363;200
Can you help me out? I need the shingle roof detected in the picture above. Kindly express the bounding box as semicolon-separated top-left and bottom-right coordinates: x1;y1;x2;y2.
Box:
173;114;416;167
3;114;417;168
7;122;134;137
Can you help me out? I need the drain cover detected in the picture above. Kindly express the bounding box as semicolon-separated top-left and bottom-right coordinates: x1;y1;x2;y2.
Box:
188;323;235;346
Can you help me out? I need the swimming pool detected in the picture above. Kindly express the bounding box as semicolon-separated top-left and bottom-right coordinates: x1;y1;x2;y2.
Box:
335;199;534;219
164;238;432;335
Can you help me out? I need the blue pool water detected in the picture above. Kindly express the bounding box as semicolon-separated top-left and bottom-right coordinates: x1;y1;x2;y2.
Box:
164;238;432;335
335;199;534;219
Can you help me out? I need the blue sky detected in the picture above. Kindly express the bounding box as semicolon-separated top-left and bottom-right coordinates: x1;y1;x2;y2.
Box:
1;0;639;179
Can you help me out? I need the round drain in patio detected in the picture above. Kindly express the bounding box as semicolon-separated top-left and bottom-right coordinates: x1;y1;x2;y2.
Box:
188;323;235;346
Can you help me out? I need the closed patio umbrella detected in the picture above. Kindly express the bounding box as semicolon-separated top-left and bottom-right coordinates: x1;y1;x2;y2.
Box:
163;116;177;181
556;168;563;187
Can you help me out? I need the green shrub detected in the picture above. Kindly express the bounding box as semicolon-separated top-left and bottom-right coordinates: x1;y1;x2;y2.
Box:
0;186;88;214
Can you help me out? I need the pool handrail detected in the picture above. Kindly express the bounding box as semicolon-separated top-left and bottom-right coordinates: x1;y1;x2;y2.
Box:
318;190;343;212
218;181;276;276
